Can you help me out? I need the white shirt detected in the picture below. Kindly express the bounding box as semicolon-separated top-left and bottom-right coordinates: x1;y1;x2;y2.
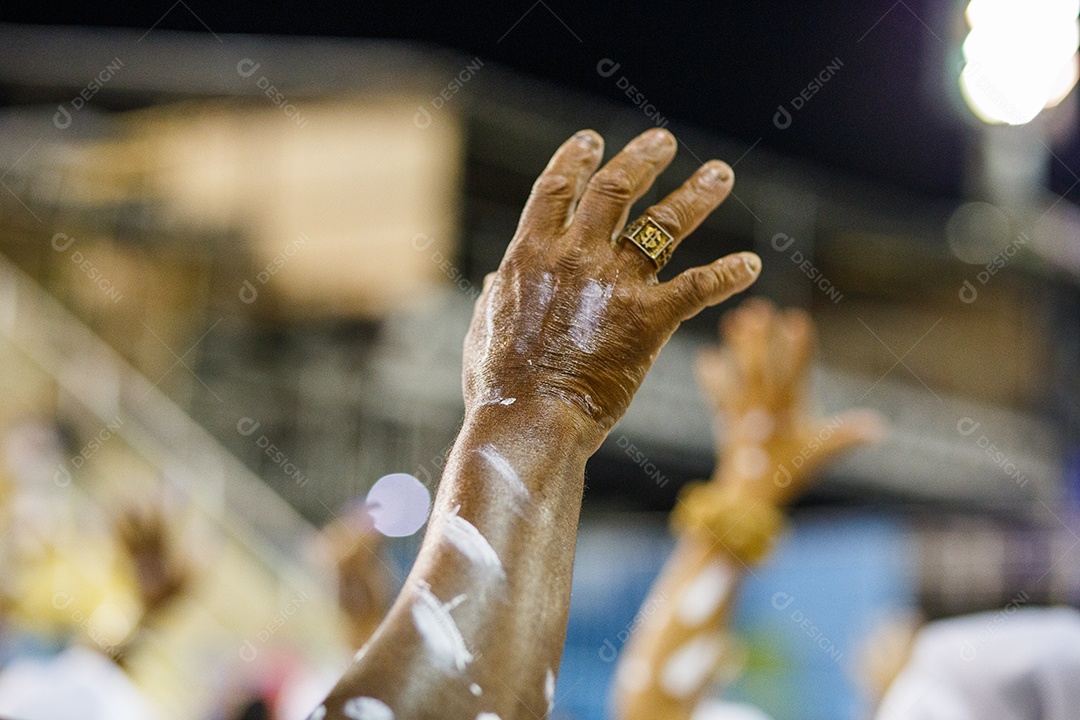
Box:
0;645;155;720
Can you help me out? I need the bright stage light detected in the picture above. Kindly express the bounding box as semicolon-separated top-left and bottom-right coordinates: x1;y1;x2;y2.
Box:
960;0;1080;124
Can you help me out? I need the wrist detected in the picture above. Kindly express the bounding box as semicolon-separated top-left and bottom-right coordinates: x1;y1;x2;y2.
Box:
672;480;787;565
707;470;785;508
710;444;801;508
462;393;604;460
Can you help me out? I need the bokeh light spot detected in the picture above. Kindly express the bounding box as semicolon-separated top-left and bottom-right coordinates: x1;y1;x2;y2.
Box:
365;473;431;537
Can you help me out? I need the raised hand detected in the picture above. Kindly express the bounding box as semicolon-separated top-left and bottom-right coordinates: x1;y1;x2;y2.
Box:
110;502;192;669
463;128;761;449
695;298;884;506
114;504;191;617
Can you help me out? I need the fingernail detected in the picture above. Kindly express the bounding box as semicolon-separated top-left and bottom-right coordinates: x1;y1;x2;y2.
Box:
741;253;761;275
573;131;600;149
640;128;674;149
704;163;731;184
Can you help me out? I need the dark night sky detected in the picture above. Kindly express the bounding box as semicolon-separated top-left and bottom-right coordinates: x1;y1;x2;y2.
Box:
4;0;1080;203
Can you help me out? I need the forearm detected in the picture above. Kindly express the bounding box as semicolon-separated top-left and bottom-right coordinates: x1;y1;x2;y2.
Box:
612;505;749;720
321;397;595;719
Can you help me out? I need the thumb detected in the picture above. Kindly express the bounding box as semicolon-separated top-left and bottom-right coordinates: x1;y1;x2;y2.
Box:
806;409;887;468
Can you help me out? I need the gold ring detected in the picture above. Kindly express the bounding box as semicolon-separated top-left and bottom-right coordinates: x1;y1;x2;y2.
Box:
619;215;675;269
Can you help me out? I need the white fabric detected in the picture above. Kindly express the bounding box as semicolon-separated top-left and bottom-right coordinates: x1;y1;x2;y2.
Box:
875;607;1080;720
276;664;342;720
0;645;155;720
690;699;776;720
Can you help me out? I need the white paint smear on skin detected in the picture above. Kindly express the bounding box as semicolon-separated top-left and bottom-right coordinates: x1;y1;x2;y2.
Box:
342;697;394;720
476;714;501;720
514;272;557;355
411;581;473;672
568;279;613;352
741;408;775;443
498;397;516;405
470;683;483;696
660;634;725;699
545;668;556;713
677;561;733;626
615;656;652;693
477;444;530;504
308;707;327;720
443;505;505;578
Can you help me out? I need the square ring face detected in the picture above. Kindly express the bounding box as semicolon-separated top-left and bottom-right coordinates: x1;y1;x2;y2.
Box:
628;217;674;261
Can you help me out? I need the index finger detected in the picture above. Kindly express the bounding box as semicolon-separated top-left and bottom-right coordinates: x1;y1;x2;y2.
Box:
515;130;605;236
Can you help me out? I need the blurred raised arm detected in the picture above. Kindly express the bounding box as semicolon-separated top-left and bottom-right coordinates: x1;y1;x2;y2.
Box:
612;299;884;720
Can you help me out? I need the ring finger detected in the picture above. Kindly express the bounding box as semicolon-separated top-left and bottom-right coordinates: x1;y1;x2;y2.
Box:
619;159;735;273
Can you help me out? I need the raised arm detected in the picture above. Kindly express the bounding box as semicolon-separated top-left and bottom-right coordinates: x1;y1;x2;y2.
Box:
112;503;193;670
317;128;762;720
612;299;884;720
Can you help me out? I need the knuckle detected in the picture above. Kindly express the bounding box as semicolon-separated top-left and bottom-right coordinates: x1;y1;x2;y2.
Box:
554;250;586;274
645;204;685;235
689;269;718;300
662;275;696;313
532;173;574;199
588;168;636;200
707;264;734;294
501;252;527;273
622;302;653;333
678;267;724;306
719;260;742;288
